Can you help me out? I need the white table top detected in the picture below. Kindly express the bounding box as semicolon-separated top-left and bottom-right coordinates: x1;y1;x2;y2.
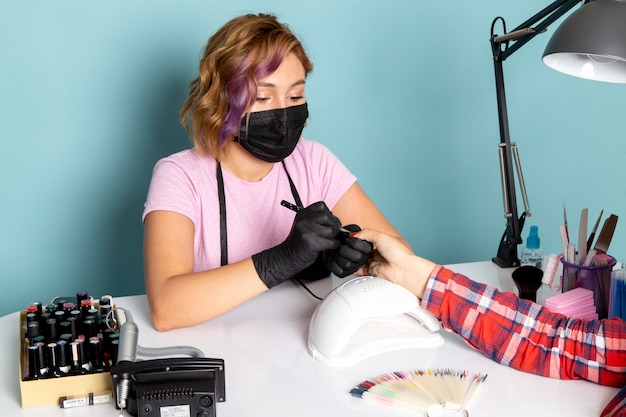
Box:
2;261;618;416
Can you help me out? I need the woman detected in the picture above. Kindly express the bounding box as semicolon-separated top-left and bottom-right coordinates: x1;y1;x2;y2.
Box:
353;228;626;417
142;14;409;331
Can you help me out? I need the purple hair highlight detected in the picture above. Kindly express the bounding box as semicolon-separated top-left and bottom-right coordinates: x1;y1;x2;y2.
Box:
219;52;286;143
221;71;251;143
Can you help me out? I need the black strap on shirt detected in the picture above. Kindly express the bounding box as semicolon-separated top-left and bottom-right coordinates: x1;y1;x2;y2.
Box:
216;162;228;267
281;160;303;208
216;160;301;266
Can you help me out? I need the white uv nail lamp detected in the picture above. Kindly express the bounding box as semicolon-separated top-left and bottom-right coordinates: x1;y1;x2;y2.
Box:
307;276;444;367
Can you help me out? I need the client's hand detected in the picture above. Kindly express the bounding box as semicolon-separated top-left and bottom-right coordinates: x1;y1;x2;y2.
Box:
351;229;436;299
252;201;341;288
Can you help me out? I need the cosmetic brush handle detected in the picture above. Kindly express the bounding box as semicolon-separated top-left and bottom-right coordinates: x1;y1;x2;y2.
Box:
559;224;569;262
586;209;604;252
578;208;588;265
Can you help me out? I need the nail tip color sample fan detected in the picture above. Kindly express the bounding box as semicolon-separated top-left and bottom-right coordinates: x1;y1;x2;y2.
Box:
350;369;487;416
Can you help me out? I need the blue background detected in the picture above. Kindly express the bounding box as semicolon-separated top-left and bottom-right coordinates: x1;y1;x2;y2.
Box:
1;0;625;317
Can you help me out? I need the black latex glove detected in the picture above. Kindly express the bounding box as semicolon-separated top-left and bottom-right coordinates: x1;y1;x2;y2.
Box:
322;224;374;278
252;201;341;288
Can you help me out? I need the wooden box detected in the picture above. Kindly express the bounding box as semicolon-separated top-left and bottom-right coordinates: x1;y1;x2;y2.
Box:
18;310;113;408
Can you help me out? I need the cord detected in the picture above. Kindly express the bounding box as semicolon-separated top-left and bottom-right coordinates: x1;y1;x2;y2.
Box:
113;308;205;358
137;344;204;358
293;278;323;301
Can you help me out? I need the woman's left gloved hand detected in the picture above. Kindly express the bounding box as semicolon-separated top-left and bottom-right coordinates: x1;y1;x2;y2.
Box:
322;224;374;278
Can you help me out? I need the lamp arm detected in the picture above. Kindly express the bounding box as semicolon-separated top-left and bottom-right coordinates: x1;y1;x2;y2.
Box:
489;0;583;267
498;0;583;61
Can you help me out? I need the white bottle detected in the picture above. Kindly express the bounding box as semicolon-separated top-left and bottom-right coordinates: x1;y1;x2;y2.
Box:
521;225;544;270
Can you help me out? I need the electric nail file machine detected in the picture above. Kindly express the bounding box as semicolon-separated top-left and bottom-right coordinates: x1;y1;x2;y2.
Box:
308;276;444;366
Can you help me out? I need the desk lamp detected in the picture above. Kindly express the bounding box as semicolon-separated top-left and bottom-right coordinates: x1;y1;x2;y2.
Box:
490;0;626;268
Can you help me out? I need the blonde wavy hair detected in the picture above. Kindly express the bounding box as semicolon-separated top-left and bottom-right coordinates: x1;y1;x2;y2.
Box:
180;13;313;158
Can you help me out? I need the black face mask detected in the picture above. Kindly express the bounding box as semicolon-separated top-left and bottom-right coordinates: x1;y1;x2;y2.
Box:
236;103;308;163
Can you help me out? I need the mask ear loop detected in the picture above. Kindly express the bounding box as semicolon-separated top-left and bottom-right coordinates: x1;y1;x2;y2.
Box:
242;112;251;140
240;87;257;140
234;113;251;143
233;101;254;142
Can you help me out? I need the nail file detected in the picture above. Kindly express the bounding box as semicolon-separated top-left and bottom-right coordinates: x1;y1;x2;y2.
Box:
593;214;618;254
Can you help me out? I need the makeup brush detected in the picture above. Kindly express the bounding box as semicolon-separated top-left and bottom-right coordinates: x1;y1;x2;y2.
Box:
563;201;569;243
512;266;544;302
586;209;604;252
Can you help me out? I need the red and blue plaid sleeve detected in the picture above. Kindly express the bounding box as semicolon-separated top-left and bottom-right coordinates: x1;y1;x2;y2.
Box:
601;385;626;417
421;265;626;416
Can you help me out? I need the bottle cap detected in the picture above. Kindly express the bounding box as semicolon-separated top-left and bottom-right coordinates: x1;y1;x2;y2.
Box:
527;225;540;249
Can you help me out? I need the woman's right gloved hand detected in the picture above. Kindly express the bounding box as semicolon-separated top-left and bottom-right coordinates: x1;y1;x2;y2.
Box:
252;201;341;288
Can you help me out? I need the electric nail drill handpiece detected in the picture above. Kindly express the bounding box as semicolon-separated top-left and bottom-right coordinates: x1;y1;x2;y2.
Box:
116;321;138;414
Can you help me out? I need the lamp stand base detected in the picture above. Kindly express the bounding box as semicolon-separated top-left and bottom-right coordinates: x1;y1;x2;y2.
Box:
492;256;519;269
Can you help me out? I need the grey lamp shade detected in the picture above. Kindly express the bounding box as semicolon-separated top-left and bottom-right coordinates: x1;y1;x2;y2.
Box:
542;0;626;83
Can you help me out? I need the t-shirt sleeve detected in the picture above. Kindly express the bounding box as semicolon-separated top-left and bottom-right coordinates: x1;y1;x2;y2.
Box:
142;158;200;225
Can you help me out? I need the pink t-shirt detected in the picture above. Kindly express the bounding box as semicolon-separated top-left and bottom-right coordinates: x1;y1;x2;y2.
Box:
142;138;356;272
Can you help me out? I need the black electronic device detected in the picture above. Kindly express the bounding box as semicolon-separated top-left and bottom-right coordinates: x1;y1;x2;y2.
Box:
110;357;225;417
